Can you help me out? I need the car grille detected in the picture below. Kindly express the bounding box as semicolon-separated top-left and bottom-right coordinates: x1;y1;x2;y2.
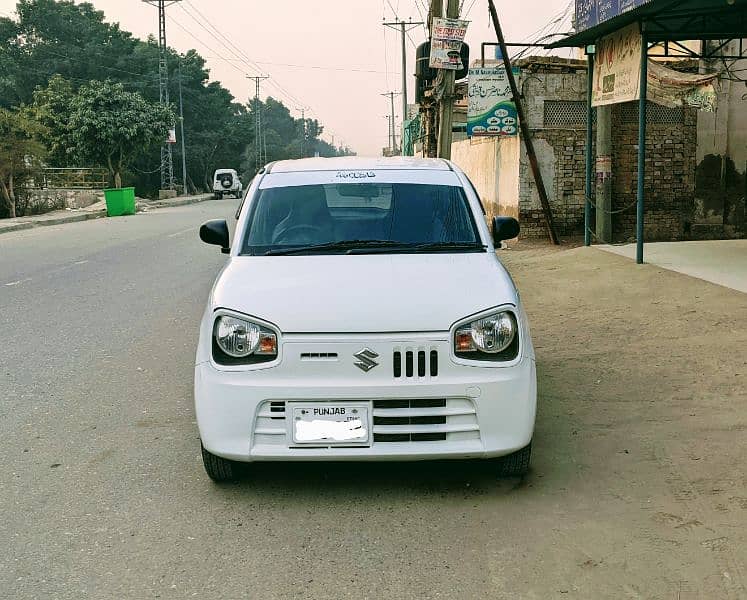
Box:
393;348;439;379
252;398;480;446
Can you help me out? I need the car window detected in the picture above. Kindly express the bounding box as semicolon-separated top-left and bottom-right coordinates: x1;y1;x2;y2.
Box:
241;182;479;255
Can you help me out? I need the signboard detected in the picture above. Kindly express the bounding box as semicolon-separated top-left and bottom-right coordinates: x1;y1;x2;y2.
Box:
429;18;469;70
592;23;642;106
167;128;177;144
575;0;653;32
467;67;518;137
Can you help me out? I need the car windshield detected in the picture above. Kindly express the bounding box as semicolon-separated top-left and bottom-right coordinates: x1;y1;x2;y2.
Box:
241;182;481;255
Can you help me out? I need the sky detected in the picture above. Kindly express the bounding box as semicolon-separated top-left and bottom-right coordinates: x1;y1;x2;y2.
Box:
0;0;574;156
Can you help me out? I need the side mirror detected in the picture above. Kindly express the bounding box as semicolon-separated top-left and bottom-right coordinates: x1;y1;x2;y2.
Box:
200;219;230;254
492;216;520;245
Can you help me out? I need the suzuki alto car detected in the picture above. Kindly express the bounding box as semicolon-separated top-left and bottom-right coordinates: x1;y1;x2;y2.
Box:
196;157;536;481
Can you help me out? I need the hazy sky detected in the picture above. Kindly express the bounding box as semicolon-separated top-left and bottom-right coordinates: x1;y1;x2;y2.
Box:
0;0;573;155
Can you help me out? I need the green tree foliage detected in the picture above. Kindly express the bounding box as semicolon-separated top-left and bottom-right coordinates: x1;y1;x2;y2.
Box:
0;108;47;218
66;80;174;188
0;0;353;202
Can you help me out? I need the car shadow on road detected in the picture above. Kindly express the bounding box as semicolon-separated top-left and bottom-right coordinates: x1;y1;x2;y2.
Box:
216;459;537;498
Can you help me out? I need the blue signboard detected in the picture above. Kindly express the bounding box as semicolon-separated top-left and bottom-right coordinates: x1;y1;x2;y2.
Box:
575;0;652;32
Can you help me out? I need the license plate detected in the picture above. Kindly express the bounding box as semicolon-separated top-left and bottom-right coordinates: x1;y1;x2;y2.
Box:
290;403;370;446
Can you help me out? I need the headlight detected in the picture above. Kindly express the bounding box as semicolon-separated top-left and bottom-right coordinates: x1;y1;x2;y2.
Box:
454;310;519;361
213;314;277;365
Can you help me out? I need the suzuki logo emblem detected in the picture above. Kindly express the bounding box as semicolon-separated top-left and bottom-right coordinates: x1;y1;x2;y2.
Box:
354;348;379;372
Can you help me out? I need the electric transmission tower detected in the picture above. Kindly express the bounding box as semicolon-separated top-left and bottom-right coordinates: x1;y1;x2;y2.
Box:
142;0;181;191
247;76;269;171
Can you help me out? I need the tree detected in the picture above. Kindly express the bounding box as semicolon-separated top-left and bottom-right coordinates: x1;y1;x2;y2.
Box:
0;107;46;218
64;80;174;188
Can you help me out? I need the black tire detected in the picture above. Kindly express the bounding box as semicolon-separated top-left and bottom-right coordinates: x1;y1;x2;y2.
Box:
497;442;532;477
201;444;238;482
213;192;222;200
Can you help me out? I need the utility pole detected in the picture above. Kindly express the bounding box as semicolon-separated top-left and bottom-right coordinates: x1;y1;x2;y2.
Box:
383;19;424;155
381;92;399;154
247;75;269;171
142;0;182;192
487;0;560;245
299;107;309;158
177;61;188;195
423;0;442;158
436;0;459;159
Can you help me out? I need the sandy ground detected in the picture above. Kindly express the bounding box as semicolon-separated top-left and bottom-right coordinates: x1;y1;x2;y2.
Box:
496;243;747;599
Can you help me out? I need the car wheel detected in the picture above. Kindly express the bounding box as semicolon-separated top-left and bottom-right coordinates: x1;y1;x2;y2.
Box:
201;444;238;482
496;442;532;477
213;192;222;200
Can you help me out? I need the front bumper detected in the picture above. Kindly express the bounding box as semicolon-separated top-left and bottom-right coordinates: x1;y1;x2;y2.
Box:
195;334;536;462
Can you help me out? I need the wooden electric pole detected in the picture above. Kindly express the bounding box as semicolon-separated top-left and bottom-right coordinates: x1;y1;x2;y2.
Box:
383;20;424;155
487;0;560;245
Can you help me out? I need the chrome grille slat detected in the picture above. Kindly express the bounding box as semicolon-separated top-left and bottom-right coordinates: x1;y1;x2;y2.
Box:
372;407;476;417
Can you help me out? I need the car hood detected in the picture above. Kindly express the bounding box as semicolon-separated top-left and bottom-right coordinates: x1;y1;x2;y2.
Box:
211;253;518;333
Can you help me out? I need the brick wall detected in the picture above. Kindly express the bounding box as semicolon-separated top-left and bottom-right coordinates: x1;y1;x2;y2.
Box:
514;58;698;242
516;64;592;239
611;102;697;242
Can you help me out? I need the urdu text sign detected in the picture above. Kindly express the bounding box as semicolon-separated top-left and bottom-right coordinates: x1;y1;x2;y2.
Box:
592;23;642;107
429;18;469;71
467;68;518;137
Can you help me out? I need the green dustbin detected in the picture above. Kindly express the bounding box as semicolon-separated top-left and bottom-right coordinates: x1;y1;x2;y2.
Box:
104;187;136;217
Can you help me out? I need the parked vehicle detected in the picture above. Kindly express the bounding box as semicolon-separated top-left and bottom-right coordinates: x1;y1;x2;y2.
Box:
196;157;536;482
213;168;242;199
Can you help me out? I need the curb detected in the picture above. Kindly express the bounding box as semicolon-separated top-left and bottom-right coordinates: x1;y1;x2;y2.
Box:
0;194;213;237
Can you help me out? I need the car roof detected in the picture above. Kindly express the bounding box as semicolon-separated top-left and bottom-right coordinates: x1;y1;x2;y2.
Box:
214;169;237;174
267;157;453;174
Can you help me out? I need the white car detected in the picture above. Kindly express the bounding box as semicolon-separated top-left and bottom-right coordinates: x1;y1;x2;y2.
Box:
196;157;536;482
213;168;242;199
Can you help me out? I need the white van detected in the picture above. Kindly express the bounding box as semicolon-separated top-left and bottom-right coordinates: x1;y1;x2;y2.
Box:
196;157;536;482
212;168;242;199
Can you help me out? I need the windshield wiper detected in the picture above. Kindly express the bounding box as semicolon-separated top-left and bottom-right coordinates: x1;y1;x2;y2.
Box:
348;241;487;254
265;240;409;256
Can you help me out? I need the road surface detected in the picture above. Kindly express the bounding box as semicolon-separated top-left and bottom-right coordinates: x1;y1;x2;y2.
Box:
1;202;745;599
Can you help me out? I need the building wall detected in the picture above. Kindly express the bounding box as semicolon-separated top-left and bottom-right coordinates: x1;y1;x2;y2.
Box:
611;103;698;242
517;67;590;238
451;136;520;221
695;41;747;236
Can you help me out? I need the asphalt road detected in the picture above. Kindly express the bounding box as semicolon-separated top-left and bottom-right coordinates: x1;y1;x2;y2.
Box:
2;202;745;599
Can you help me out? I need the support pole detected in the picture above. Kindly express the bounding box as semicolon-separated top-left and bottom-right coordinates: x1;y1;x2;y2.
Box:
488;0;560;245
381;92;399;154
596;104;613;243
585;50;594;247
636;27;648;264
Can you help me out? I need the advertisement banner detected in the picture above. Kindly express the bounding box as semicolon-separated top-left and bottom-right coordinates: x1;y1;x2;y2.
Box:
467;67;518;137
592;23;642;106
429;18;469;70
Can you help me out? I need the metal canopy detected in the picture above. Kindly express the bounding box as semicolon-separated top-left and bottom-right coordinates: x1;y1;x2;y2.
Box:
551;0;747;47
549;0;747;264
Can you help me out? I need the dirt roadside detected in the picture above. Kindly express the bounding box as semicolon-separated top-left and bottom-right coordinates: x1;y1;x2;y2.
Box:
495;243;746;599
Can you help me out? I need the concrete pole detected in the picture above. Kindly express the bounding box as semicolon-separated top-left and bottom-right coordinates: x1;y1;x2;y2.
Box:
436;0;459;159
595;105;613;243
400;21;408;156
